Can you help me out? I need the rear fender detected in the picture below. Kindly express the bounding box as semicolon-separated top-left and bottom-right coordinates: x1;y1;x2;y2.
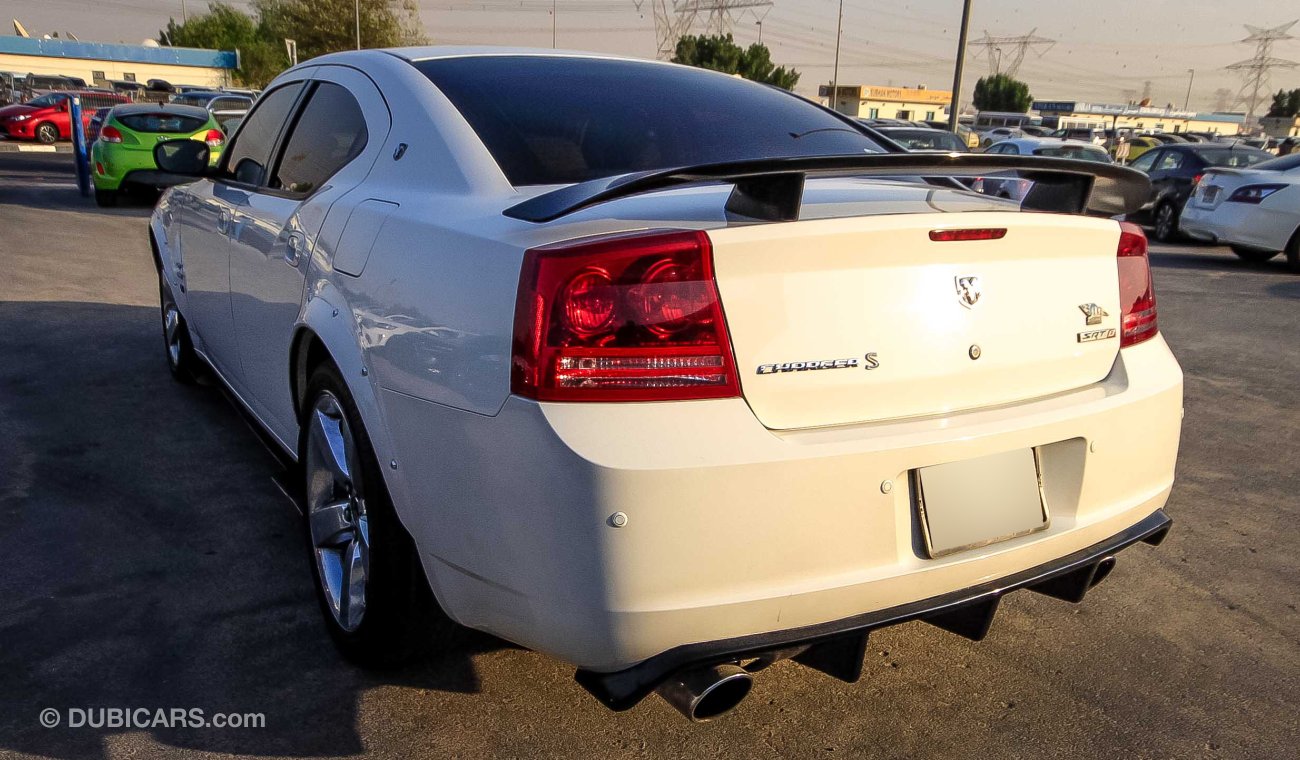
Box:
292;285;406;523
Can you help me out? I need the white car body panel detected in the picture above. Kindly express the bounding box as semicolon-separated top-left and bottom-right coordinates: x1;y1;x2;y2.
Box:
149;47;1184;682
1180;164;1300;251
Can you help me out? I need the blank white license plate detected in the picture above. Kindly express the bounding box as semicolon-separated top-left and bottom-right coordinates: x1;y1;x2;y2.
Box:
914;448;1049;558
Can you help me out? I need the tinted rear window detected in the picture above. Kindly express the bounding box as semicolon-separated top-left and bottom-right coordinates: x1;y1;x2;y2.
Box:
414;56;884;186
881;129;965;151
1252;153;1300;171
117;112;208;134
1197;149;1271;168
1033;145;1111;163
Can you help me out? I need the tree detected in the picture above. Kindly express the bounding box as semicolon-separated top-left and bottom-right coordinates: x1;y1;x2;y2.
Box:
672;34;800;90
1266;88;1300;118
254;0;425;62
159;0;426;88
972;74;1033;113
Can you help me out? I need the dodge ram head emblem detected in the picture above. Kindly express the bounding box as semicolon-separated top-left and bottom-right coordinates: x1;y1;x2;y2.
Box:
1078;303;1108;325
955;276;981;308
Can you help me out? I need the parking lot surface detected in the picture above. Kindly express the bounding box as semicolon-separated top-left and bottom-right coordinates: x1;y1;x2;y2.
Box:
0;152;1296;759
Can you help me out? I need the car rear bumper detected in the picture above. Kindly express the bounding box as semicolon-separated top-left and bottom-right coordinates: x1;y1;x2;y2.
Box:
1180;201;1292;251
579;507;1172;710
380;334;1183;674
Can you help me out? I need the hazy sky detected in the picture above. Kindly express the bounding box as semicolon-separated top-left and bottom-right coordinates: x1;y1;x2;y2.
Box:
7;1;1299;112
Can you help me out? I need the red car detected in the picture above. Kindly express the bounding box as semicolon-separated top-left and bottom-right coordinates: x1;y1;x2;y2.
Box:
0;90;130;144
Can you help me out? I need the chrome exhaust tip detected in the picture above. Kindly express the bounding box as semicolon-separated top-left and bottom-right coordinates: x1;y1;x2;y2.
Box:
656;664;754;722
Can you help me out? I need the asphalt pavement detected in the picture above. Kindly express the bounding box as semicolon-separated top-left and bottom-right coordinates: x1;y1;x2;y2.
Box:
0;152;1296;759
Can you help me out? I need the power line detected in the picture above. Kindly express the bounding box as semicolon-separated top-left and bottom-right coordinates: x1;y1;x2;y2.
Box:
632;0;773;59
968;29;1055;78
1224;20;1298;122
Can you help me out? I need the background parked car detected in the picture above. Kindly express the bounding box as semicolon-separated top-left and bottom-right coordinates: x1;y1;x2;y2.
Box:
1125;143;1274;241
1120;135;1162;163
976;126;1023;147
922;119;981;148
1178;152;1300;270
1019;125;1054;137
169;90;255;131
90;103;224;206
1049;126;1106;145
874;126;970;152
0;90;130;143
86;106;112;143
1148;133;1190;145
971;138;1112;201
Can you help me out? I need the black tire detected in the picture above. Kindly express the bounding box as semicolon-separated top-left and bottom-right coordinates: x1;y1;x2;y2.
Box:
1286;230;1300;274
94;188;118;208
1230;245;1278;263
301;362;457;667
158;274;200;384
34;122;58;144
1152;202;1180;243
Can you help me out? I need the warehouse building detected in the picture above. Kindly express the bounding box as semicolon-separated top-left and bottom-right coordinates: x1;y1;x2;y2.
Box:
1031;101;1244;136
0;36;237;90
819;84;953;122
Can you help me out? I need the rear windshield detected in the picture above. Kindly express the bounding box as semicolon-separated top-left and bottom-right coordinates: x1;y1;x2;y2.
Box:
1033;145;1111;163
1252;153;1300;171
881;129;966;152
170;95;209;107
1198;149;1271;168
117;112;208;134
414;56;884;186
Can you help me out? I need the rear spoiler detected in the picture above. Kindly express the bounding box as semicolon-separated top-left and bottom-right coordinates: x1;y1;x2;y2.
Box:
502;153;1151;223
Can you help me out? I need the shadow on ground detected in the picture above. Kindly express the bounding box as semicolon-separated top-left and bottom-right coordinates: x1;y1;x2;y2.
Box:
0;301;505;758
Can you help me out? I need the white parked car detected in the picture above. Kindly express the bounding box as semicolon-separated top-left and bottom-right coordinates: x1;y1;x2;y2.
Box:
148;48;1182;722
973;138;1113;201
1179;153;1300;271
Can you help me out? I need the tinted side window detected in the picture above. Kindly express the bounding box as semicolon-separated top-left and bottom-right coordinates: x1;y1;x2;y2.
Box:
1156;152;1183;171
270;83;367;195
219;83;304;186
1129;150;1159;173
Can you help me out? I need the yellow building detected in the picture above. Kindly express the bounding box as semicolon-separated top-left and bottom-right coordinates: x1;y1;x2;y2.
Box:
818;84;952;122
1260;115;1300;138
0;36;236;91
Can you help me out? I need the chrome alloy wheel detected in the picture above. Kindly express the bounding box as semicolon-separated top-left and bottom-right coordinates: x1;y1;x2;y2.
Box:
305;392;370;633
163;304;183;369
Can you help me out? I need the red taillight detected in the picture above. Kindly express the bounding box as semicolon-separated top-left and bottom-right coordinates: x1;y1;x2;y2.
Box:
1117;221;1157;347
929;228;1008;242
100;125;122;143
203;129;224;147
511;229;740;402
1191;174;1203;188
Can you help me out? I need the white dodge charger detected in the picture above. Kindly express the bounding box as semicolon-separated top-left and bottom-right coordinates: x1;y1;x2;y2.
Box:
148;48;1183;721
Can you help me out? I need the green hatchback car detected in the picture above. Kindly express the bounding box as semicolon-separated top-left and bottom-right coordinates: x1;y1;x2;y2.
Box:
91;103;224;206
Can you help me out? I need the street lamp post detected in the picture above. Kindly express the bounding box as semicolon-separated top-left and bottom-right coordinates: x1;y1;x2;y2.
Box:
948;0;973;133
355;0;361;50
830;0;843;114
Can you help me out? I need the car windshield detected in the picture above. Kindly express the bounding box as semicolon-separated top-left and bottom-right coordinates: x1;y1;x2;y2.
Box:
414;56;885;186
170;95;209;107
882;129;966;152
25;93;67;108
1195;149;1275;168
117;112;209;134
1032;145;1111;162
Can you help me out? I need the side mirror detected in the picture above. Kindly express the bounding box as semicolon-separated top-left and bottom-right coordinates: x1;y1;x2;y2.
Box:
154;139;211;183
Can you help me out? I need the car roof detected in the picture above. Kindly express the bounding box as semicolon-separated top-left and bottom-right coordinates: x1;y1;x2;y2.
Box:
998;137;1104;148
383;45;641;63
110;103;211;119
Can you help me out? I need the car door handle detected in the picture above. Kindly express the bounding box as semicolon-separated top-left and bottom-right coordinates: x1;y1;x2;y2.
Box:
285;233;304;267
216;207;230;235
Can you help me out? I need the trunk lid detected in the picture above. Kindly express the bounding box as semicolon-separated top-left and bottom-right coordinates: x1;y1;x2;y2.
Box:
709;211;1124;430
